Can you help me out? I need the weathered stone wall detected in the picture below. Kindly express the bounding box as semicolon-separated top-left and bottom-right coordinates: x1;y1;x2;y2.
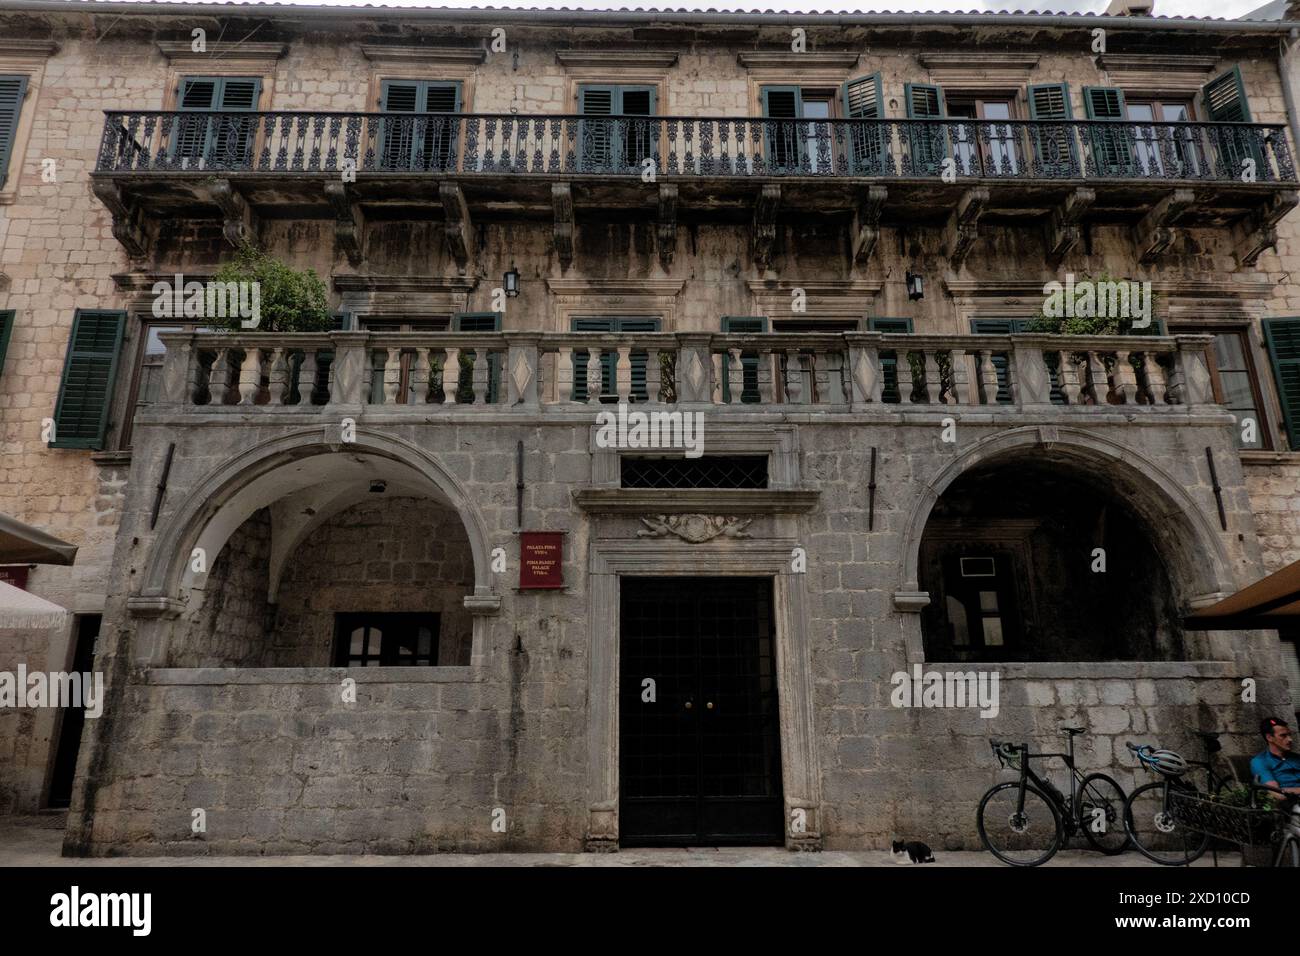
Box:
0;623;63;812
272;497;476;667
1243;459;1300;573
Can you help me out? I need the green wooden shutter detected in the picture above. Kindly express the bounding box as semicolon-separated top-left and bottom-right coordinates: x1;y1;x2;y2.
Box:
843;74;886;174
1264;318;1300;446
453;312;502;403
721;316;767;403
904;83;946;176
380;80;460;171
971;319;1025;404
0;310;14;379
869;317;912;403
1027;82;1076;176
616;86;657;172
570;317;660;402
578;85;616;173
0;75;29;189
1202;67;1260;178
50;310;126;449
1082;86;1134;177
761;85;803;173
175;76;260;168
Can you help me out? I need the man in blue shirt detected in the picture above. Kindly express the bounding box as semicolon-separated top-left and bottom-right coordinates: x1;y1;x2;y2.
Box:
1250;717;1300;796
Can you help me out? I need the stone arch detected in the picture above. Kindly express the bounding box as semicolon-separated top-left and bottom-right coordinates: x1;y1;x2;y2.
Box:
135;427;498;614
896;426;1236;609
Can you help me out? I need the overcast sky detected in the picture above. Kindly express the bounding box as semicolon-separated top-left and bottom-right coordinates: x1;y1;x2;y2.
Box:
144;0;1274;21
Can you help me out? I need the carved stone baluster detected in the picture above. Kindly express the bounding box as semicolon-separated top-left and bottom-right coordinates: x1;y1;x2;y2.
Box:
238;347;262;405
1142;351;1167;405
298;349;318;405
727;348;744;405
898;350;915;404
1114;349;1138;404
949;348;970;404
644;348;662;405
1058;351;1082;405
977;349;999;405
1082;351;1106;404
616;346;632;404
784;350;803;405
558;346;575;403
923;349;941;403
383;347;401;405
757;350;776;405
472;347;489;404
443;347;460;404
208;348;231;405
412;348;431;404
267;348;288;405
586;347;603;404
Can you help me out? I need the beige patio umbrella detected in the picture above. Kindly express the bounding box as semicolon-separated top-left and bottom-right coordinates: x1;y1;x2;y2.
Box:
0;512;77;565
0;580;68;630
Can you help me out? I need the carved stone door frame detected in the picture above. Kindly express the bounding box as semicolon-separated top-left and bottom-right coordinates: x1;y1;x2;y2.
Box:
583;526;822;850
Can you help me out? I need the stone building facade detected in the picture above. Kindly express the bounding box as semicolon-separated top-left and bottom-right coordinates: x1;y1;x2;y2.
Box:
0;2;1298;852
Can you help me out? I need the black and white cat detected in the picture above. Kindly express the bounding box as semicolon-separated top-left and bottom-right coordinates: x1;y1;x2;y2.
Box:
890;839;935;864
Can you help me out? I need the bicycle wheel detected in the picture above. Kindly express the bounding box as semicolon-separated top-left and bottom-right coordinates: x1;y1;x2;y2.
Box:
1078;772;1130;855
1124;780;1209;865
977;781;1064;866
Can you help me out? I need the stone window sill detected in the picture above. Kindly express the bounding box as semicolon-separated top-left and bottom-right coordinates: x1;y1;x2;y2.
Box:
1239;450;1300;466
924;660;1238;679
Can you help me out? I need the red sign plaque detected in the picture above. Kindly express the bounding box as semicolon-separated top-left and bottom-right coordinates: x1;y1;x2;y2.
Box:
519;532;565;589
0;566;29;590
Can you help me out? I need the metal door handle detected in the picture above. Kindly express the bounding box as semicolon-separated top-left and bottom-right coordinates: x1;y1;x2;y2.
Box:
684;700;692;710
706;701;714;710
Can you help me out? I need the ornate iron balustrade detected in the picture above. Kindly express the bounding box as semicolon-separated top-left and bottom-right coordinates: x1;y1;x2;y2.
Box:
98;111;1297;183
155;329;1220;411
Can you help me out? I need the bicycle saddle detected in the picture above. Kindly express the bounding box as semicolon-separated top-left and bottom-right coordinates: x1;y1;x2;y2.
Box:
1061;726;1085;735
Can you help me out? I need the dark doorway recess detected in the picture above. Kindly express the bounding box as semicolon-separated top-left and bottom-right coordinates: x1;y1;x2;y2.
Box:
47;614;101;809
619;576;784;846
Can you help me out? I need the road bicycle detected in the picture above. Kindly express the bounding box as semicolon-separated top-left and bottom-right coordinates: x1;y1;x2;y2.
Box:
977;725;1130;866
1123;732;1238;865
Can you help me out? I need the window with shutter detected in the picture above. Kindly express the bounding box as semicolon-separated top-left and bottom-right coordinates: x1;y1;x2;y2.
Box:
721;316;767;403
869;317;912;403
0;310;13;380
1027;82;1076;176
571;316;660;402
904;82;946;176
1264;318;1300;448
1201;68;1260;178
843;74;887;175
760;85;804;173
1082;86;1134;177
578;85;657;173
379;80;462;172
173;76;262;169
452;312;502;403
0;75;29;190
51;310;126;450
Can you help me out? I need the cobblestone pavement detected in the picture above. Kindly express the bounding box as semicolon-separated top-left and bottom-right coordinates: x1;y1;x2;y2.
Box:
0;817;1241;867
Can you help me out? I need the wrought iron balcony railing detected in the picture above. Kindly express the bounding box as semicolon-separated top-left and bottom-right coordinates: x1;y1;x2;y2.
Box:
97;111;1297;183
153;329;1220;412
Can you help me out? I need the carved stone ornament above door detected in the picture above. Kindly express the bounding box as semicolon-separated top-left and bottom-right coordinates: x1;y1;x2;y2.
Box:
636;514;754;543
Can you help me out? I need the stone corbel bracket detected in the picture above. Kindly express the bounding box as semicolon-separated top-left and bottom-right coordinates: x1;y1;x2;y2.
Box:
943;187;989;267
439;181;472;273
1233;189;1299;268
206;178;257;248
1134;188;1193;264
1045;187;1094;264
91;180;150;259
324;181;365;267
753;184;781;271
656;183;677;271
553;182;574;269
852;184;888;265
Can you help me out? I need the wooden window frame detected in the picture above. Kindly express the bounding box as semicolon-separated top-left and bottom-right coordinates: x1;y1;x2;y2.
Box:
333;612;441;667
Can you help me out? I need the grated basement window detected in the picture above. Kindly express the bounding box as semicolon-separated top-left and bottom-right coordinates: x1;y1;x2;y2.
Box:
620;455;768;489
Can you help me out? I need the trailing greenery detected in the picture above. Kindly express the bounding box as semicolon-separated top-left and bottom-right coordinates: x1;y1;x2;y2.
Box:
208;244;332;333
1022;271;1160;336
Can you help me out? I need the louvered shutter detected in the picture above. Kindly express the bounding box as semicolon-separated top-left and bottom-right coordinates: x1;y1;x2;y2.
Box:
211;78;260;169
174;76;260;169
1082;86;1134;177
380;80;421;171
1264;318;1300;447
51;310;126;449
572;317;613;402
762;86;803;173
0;75;29;189
722;316;767;403
617;86;657;172
421;82;461;171
904;83;946;175
453;312;502;403
1027;83;1076;176
0;310;14;379
579;85;616;173
1202;68;1260;178
617;317;659;402
843;74;886;174
869;317;912;403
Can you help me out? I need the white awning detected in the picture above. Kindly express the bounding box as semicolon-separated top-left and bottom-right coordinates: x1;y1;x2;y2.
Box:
0;581;69;630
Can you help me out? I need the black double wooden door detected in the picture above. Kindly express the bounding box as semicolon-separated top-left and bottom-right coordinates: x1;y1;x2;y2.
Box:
619;576;784;846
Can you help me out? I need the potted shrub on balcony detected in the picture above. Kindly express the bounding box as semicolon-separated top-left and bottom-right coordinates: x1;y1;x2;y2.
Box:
207;243;332;333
